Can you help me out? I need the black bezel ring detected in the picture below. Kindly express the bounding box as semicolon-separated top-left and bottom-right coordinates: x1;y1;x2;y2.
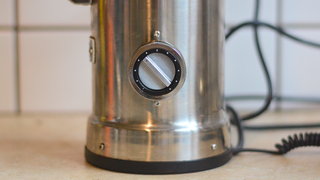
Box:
133;48;182;96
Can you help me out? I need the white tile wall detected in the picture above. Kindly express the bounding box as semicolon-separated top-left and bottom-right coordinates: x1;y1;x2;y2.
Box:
282;29;320;97
225;0;278;110
0;0;320;113
0;0;14;26
225;28;277;94
20;31;92;113
19;0;91;26
225;28;277;110
225;0;277;25
283;0;320;24
0;32;16;113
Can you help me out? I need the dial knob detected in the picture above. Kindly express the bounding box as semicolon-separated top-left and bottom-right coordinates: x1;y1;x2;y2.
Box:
129;42;186;100
139;52;175;90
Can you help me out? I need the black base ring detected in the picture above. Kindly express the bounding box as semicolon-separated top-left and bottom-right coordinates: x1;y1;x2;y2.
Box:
85;147;233;174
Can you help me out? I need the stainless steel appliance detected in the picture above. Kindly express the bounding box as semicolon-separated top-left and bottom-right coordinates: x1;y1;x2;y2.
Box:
71;0;232;174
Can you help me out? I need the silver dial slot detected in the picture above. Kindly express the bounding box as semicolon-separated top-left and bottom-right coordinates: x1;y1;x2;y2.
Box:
142;56;172;87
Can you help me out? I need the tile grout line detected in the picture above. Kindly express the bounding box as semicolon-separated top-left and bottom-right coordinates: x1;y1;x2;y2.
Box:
0;26;91;31
2;24;320;31
282;23;320;29
0;26;14;31
0;23;319;32
225;23;320;29
19;26;91;31
14;0;20;114
275;0;283;111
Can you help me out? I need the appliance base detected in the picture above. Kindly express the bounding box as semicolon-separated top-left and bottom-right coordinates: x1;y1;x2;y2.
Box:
85;147;233;174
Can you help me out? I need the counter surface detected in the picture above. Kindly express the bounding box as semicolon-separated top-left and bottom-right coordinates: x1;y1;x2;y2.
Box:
1;110;320;179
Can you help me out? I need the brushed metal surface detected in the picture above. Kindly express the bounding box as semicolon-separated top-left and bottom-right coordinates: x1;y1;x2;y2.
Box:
87;0;229;161
86;114;230;161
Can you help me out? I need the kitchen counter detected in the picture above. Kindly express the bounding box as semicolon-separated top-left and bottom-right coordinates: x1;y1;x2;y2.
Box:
1;110;320;180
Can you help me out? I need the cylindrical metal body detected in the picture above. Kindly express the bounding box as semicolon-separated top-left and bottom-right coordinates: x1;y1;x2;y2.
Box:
84;0;231;173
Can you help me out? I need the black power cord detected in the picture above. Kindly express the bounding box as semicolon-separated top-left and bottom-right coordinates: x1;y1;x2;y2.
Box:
226;22;320;49
228;105;280;155
226;0;273;122
228;104;320;155
226;95;320;104
226;95;320;130
226;0;320;155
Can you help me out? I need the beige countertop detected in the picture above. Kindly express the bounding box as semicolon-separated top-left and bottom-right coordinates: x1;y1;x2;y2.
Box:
1;110;320;180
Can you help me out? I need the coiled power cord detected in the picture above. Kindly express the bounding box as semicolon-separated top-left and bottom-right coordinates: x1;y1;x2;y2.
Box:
226;0;320;155
228;105;320;155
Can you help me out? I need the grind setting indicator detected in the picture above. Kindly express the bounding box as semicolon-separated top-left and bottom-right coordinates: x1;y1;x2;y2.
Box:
129;42;186;100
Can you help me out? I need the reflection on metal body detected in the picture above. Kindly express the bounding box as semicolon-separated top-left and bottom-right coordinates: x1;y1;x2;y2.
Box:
87;116;230;161
87;0;229;162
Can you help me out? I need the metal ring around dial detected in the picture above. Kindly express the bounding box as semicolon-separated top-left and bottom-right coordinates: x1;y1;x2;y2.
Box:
128;41;186;100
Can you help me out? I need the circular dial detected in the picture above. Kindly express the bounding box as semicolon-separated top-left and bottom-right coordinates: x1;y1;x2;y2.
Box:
129;42;186;100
